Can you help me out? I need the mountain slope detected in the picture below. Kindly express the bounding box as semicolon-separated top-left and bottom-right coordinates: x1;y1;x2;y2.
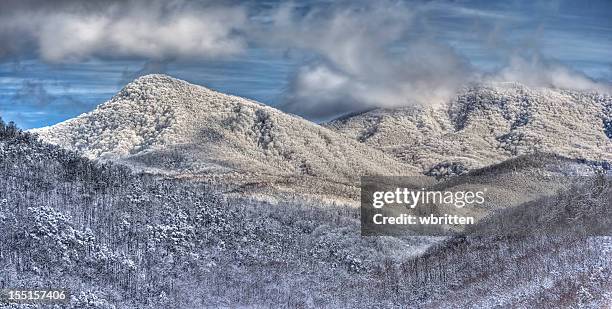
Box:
1;119;435;307
326;83;612;173
33;74;418;186
5;120;610;308
7;73;612;308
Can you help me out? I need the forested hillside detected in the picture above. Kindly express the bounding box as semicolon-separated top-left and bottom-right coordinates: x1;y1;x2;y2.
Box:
2;118;611;308
32;75;419;184
326;83;612;174
0;118;224;307
0;118;429;308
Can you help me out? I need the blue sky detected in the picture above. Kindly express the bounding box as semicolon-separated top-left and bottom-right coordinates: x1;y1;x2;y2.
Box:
0;0;610;128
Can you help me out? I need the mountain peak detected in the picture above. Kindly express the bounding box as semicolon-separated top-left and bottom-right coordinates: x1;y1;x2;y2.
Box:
105;74;217;110
32;75;416;184
118;74;210;95
130;73;186;86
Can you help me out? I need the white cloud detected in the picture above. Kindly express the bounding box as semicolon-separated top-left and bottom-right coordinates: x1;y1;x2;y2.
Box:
263;2;609;119
2;1;248;62
491;55;610;92
268;2;474;118
1;0;609;120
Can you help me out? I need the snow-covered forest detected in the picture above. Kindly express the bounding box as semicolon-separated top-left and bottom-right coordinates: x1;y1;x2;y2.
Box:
1;0;611;305
327;83;612;173
1;117;611;308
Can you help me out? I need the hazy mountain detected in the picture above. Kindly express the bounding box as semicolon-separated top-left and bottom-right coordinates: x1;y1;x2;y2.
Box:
32;74;420;200
326;83;612;174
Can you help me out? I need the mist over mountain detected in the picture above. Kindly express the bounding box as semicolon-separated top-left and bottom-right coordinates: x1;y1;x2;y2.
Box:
326;83;612;174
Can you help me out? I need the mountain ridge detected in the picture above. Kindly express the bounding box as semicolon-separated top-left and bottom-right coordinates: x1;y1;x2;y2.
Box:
325;83;612;174
32;74;420;190
32;75;612;187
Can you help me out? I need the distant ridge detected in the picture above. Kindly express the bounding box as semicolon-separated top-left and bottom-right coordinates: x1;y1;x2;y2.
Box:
326;83;612;173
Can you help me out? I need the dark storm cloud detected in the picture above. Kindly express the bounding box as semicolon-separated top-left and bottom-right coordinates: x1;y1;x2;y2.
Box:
0;0;120;58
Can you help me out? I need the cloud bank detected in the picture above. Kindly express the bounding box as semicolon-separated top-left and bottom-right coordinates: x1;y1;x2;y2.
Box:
1;0;610;120
266;1;609;119
0;0;247;62
491;55;610;92
266;2;475;118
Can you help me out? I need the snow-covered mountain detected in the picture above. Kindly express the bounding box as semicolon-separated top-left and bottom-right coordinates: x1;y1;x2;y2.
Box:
325;83;612;174
6;111;611;308
33;75;419;187
32;75;611;199
10;78;612;308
